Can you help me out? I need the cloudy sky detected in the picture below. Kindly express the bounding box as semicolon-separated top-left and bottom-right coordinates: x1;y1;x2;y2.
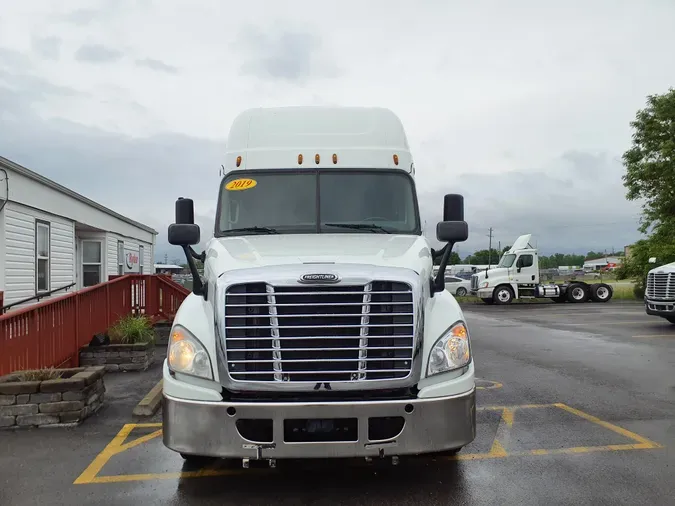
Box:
1;0;674;261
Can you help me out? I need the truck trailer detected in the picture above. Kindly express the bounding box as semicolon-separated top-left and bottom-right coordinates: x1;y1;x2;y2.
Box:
470;234;614;304
162;106;477;467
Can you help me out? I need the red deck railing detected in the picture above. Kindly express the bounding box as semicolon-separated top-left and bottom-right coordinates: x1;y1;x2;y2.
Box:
0;274;190;376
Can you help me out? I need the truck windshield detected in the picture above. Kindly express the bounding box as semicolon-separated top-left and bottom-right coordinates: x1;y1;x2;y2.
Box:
498;254;516;268
217;170;420;236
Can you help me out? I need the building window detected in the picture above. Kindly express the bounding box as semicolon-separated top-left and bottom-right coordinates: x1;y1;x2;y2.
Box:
35;220;50;293
117;240;124;275
82;241;102;287
139;245;144;274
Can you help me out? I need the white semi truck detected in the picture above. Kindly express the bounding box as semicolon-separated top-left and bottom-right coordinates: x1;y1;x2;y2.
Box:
644;257;675;323
162;106;477;467
470;234;614;304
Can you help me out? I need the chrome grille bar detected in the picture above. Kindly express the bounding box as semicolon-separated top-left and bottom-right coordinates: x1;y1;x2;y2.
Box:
357;283;372;381
223;281;415;383
646;272;674;299
266;284;283;382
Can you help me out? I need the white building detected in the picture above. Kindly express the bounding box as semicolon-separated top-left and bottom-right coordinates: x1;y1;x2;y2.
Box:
583;256;623;271
0;156;157;310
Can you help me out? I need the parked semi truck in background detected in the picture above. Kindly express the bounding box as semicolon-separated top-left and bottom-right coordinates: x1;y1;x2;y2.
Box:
162;106;477;467
470;234;614;304
644;257;675;323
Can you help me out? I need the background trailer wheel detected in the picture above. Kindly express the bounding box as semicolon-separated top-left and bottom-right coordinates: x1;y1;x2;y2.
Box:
590;282;613;302
566;283;589;303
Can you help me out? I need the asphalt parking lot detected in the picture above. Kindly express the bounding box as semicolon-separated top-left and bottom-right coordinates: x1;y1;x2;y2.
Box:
1;301;673;506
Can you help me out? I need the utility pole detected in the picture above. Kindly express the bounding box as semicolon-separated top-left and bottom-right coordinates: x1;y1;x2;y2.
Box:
487;228;494;268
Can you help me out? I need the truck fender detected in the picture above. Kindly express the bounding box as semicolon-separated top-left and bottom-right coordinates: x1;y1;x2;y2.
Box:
421;289;469;378
171;292;220;382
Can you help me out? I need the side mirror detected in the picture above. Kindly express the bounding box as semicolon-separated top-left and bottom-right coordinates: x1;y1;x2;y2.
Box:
170;196;206;297
648;257;657;264
168;223;200;246
176;197;195;224
443;193;464;222
432;194;469;296
436;221;469;242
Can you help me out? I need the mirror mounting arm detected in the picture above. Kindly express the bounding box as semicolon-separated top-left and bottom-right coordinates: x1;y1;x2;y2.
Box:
188;246;206;263
182;245;207;299
431;241;456;297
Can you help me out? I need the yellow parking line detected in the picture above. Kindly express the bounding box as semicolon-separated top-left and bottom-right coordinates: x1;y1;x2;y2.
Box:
553;403;662;448
74;423;163;485
476;380;503;390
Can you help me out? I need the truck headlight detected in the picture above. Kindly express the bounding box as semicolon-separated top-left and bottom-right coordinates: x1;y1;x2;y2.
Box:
427;321;471;376
168;325;213;380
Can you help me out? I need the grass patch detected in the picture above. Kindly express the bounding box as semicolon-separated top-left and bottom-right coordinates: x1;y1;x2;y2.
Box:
17;367;64;382
108;314;155;344
610;284;639;300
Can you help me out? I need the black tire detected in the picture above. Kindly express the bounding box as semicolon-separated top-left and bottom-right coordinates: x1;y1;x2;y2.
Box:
566;283;589;303
590;283;613;303
481;298;495;305
456;287;468;296
493;285;514;305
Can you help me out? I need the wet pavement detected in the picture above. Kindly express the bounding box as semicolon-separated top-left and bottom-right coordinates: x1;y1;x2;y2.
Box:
1;301;673;505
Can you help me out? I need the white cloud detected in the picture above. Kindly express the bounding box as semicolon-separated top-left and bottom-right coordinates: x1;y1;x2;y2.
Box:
1;0;674;260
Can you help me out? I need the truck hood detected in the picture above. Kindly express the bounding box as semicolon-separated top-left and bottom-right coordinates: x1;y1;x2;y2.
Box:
472;267;510;282
205;233;432;276
649;261;675;274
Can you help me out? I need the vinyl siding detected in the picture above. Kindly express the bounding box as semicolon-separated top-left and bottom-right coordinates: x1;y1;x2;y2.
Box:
106;233;153;276
2;202;75;307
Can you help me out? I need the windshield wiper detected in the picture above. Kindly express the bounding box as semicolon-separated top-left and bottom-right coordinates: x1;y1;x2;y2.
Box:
223;226;278;235
323;223;392;233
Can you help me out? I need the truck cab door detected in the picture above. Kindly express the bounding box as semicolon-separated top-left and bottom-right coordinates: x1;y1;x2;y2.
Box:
514;253;536;284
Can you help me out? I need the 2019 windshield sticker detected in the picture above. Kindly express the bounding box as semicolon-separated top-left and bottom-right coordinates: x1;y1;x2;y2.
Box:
226;178;257;191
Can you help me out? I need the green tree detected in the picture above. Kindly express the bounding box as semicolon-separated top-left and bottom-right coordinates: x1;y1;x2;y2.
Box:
433;250;461;265
464;249;502;265
618;88;675;294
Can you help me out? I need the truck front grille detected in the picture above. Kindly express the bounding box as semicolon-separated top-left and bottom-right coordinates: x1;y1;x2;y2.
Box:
223;281;414;383
646;272;674;299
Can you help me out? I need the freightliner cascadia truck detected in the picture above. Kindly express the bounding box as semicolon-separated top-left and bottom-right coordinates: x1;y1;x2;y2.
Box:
162;106;476;467
644;257;675;323
470;234;614;304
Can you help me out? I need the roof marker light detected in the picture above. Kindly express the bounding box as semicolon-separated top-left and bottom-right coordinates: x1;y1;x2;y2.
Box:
332;153;338;164
393;154;399;165
315;154;320;164
236;156;242;167
298;154;303;165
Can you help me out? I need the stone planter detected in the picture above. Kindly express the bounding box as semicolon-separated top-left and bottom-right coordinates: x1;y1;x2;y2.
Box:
153;322;172;347
79;342;155;372
0;366;106;429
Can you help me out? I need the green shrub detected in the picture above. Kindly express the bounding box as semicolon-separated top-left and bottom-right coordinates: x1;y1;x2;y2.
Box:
109;314;155;344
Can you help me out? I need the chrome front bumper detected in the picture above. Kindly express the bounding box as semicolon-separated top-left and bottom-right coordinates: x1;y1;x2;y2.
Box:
163;388;476;459
645;299;675;316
